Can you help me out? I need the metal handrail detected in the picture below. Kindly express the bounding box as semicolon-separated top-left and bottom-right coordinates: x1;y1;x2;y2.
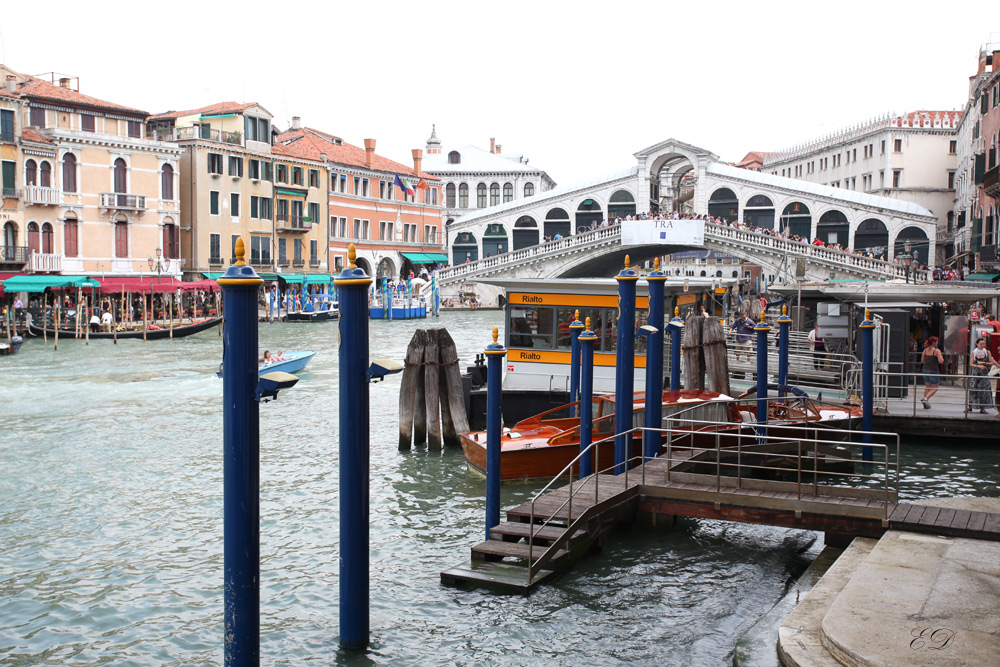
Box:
844;368;998;418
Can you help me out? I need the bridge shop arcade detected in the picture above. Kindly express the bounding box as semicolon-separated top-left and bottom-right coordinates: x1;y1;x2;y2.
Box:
464;276;734;428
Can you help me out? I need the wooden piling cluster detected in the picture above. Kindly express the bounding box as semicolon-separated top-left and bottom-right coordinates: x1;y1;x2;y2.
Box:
399;328;469;449
683;313;731;396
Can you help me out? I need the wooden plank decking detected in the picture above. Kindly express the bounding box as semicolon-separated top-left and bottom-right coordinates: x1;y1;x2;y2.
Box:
441;455;1000;594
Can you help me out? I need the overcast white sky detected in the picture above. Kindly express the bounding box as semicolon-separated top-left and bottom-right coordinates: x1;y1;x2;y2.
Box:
1;1;995;185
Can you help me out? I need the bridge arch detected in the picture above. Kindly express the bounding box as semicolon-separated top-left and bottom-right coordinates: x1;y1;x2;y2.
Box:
779;201;811;238
544;208;570;239
608;190;636;220
377;256;397;279
708;187;738;221
854;218;889;257
355;257;373;275
817;209;849;246
513;216;539;250
643;143;707;214
893;226;929;266
483;223;509;257
576;198;603;231
453;231;479;263
743;194;775;230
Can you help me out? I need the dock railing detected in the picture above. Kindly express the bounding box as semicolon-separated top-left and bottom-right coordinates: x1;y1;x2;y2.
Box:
524;396;899;584
845;368;1000;418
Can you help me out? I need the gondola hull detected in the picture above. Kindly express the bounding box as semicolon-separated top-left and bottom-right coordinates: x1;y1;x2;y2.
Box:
27;317;222;340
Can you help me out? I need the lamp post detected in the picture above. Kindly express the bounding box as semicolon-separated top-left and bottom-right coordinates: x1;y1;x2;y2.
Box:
899;241;912;283
147;246;164;284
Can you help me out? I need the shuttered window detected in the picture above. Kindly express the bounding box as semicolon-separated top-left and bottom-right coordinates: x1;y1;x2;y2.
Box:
114;222;128;258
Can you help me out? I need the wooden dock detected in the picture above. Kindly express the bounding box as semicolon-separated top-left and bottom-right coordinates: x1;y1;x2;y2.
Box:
441;455;1000;594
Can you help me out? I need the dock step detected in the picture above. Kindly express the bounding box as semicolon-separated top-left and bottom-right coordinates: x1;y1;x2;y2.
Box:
489;521;582;543
440;560;554;594
472;539;568;563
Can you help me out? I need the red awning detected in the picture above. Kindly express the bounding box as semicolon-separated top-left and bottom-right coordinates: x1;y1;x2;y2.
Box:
0;272;22;295
98;276;220;294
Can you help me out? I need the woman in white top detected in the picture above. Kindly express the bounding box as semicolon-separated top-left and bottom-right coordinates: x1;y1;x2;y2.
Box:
966;338;1000;416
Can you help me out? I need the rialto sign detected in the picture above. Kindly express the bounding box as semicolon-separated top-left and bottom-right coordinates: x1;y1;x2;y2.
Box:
621;219;705;247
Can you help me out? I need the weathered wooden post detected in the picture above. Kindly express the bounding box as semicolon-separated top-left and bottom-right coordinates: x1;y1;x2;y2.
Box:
860;309;875;461
755;314;771;437
218;237;263;666
579;318;597;478
777;305;792;398
335;244;373;649
669;307;683;390
438;328;470;446
644;260;666;461
683;311;705;390
424;328;442;448
614;255;637;475
484;326;506;540
569;310;584;417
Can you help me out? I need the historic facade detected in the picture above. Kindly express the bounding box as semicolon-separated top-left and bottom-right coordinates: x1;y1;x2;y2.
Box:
953;43;1000;273
421;127;556;236
755;111;960;266
0;66;182;277
275;120;445;279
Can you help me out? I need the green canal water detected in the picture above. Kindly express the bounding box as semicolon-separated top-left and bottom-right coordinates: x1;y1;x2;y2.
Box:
1;311;997;665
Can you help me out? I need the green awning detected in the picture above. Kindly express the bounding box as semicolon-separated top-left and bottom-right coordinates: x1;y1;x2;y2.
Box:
200;113;236;119
203;271;279;281
276;188;307;197
279;274;306;284
402;252;449;264
965;273;1000;282
1;275;100;292
202;272;224;280
303;274;333;285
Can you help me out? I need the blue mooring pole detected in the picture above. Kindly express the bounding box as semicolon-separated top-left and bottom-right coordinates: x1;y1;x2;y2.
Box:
755;316;771;438
579;319;597;478
860;309;875;462
219;238;263;667
777;305;791;398
484;326;506;540
614;256;638;475
669;307;683;391
569;311;584;418
644;260;666;461
335;244;373;650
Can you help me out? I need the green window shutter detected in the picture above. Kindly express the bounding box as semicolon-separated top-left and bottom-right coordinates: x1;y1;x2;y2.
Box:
2;161;15;189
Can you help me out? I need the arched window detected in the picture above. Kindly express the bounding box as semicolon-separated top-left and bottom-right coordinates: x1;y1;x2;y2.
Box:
489;183;500;207
162;219;179;259
161;164;174;200
114;220;129;258
445;183;456;208
39;161;52;188
114;158;127;193
708;187;738;221
62;153;77;193
503;182;513;203
476;183;487;208
64;215;78;257
448;151;461;164
524;182;535;197
4;221;18;250
25;159;37;186
458;183;469;208
41;222;53;253
27;222;39;254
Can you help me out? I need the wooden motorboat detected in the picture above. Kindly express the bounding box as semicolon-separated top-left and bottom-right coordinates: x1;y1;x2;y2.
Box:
259;351;315;375
27;317;222;340
284;308;338;322
0;335;23;355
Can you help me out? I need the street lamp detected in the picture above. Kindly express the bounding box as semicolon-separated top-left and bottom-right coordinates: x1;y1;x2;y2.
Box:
147;247;164;283
899;241;913;284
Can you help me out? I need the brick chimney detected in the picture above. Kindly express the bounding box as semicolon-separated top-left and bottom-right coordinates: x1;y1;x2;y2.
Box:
490;137;495;154
291;116;301;130
412;149;423;175
994;50;1000;73
59;77;71;88
5;76;15;95
364;138;376;168
495;144;501;155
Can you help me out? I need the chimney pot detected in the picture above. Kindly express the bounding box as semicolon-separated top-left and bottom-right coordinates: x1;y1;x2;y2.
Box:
291;116;301;130
412;148;423;175
5;76;15;94
364;138;376;168
59;77;71;88
320;152;328;163
490;137;495;154
496;144;501;155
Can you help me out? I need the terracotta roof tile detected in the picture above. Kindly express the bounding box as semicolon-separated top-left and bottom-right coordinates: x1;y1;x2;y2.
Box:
17;77;147;116
275;128;439;180
148;101;265;121
20;128;54;145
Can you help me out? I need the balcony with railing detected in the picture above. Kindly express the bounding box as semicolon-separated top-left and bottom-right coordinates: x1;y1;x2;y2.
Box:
985;164;1000;198
24;185;62;206
309;259;321;268
292;258;305;267
169;126;244;146
101;192;147;211
276;214;311;233
2;187;21;200
277;258;290;267
0;246;28;265
209;255;224;266
29;251;62;272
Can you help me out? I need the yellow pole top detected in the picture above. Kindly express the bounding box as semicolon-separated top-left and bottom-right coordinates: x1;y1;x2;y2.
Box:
865;308;870;320
674;306;680;317
492;326;498;344
624;255;630;270
348;244;357;268
574;309;580;320
585;316;592;329
782;304;787;315
234;237;246;266
654;257;660;270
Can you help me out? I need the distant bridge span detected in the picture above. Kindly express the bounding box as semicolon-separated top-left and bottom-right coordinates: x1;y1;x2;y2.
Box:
437;221;928;290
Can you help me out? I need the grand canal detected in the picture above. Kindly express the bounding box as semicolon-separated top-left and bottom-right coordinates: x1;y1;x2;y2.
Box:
1;310;997;665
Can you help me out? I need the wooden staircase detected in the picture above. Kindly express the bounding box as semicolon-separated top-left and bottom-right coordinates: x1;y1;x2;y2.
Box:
440;474;643;594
